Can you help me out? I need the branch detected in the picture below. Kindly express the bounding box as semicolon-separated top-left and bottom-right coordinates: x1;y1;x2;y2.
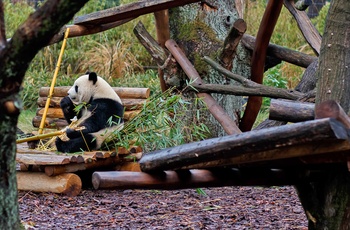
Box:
283;0;322;55
202;56;304;100
193;83;303;100
242;34;317;68
219;18;246;71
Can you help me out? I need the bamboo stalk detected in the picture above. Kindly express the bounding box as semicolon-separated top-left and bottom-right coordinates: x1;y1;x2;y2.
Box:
16;130;65;144
38;28;70;134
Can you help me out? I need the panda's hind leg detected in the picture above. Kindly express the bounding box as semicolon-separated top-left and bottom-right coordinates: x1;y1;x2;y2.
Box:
55;134;97;153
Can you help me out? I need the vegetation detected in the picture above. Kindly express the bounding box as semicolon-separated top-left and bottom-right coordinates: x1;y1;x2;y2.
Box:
14;0;329;146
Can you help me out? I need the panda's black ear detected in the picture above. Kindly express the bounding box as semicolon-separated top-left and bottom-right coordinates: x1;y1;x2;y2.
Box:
88;72;98;85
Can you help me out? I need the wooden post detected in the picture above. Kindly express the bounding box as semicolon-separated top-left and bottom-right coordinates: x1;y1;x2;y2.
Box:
154;9;170;91
240;0;283;132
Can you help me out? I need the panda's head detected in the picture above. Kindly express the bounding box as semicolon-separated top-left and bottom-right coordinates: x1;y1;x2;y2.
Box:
67;72;98;104
67;72;121;105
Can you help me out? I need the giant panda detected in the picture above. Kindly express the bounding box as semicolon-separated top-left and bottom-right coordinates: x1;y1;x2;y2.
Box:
55;72;124;153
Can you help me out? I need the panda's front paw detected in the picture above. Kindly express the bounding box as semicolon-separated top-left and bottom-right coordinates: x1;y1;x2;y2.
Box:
55;137;66;152
66;128;76;138
60;96;73;111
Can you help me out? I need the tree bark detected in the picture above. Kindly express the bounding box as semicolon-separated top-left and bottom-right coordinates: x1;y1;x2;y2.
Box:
168;0;250;137
0;0;89;228
295;0;350;229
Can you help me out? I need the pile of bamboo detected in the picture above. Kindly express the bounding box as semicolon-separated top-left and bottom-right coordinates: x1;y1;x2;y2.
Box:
33;86;150;130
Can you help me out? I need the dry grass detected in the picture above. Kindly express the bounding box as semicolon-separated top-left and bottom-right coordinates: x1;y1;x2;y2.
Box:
79;40;143;79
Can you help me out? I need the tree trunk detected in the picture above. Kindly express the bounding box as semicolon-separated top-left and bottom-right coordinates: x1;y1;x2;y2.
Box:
168;0;251;137
0;0;89;228
0;114;21;229
296;0;350;229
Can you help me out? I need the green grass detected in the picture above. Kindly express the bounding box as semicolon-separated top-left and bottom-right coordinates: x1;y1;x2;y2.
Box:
17;109;36;133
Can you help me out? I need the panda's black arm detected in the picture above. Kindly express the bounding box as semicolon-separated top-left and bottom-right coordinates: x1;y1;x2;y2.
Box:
65;100;124;139
60;96;77;124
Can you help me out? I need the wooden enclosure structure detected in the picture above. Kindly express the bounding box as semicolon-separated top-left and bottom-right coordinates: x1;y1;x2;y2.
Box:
16;0;350;202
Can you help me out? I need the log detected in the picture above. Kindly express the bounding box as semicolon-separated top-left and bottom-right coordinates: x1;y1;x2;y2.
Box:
37;97;147;110
17;172;82;196
44;157;120;176
269;99;315;122
165;39;241;135
315;100;350;129
32;116;68;129
16;153;72;165
37;107;64;119
139;118;349;172
240;0;283;132
180;139;350;170
242;34;317;68
91;168;322;189
283;0;322;55
33;108;141;127
73;0;201;25
114;162;142;172
39;86;150;99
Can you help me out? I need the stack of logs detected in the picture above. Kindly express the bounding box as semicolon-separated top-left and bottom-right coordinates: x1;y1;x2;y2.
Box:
16;146;143;196
33;86;150;130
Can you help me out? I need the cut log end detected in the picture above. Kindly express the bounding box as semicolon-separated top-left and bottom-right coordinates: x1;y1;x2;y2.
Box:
17;172;82;196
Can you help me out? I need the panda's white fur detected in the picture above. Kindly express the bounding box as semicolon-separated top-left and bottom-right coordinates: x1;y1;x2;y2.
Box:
55;72;124;153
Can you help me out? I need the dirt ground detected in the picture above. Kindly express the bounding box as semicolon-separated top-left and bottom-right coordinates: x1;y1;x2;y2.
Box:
19;186;308;229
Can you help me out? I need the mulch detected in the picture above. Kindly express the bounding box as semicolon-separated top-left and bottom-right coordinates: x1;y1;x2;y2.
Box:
19;186;308;229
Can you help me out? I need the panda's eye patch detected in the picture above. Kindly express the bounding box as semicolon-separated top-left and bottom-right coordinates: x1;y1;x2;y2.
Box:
75;85;78;92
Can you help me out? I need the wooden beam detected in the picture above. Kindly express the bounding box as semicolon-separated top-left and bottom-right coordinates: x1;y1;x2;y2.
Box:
240;0;283;131
49;18;135;44
74;0;201;26
242;34;317;68
154;10;170;92
139;118;349;172
165;39;241;135
180;140;350;169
